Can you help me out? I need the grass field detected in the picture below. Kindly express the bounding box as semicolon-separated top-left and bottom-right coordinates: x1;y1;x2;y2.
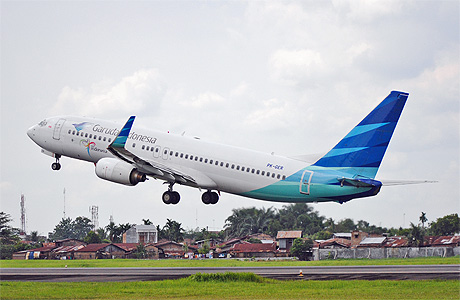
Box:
1;255;459;268
1;274;459;300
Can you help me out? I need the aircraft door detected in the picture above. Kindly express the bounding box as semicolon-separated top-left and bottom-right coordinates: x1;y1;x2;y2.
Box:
162;147;170;160
53;119;66;140
300;170;313;195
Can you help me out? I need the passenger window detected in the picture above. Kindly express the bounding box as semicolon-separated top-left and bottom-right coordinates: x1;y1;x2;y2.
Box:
142;145;145;150
99;136;102;141
180;153;184;158
267;172;270;177
72;131;76;135
210;160;213;164
133;143;136;148
151;148;154;152
103;137;106;142
195;157;198;161
164;150;167;155
89;134;92;139
277;174;281;179
146;146;150;151
185;154;189;159
272;173;275;178
241;167;245;171
215;161;219;165
251;169;255;174
220;162;224;167
282;175;286;180
247;168;250;173
156;148;160;153
108;138;112;143
200;158;203;162
226;163;229;168
231;164;235;169
236;166;240;170
261;171;265;176
190;155;193;160
68;130;71;134
85;133;88;138
170;151;173;156
175;152;179;157
204;159;208;163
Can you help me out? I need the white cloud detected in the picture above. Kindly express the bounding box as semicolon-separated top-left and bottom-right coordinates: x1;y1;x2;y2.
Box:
269;49;325;86
51;69;165;118
181;91;225;108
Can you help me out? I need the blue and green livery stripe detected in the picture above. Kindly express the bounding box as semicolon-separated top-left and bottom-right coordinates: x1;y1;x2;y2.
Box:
111;116;135;149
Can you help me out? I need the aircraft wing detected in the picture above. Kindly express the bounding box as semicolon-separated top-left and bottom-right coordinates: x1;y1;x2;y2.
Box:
107;116;196;185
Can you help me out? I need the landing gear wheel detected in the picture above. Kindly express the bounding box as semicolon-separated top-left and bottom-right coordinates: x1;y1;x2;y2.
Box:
210;192;219;204
51;162;61;170
201;192;211;205
171;191;180;204
162;191;180;205
202;191;219;205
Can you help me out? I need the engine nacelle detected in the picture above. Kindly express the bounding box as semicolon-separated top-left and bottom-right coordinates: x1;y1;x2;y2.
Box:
95;158;146;186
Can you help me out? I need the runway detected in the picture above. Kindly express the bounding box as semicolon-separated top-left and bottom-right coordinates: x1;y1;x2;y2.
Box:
1;265;459;282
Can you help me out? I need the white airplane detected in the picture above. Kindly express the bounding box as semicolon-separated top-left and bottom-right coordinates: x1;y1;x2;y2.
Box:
27;91;410;205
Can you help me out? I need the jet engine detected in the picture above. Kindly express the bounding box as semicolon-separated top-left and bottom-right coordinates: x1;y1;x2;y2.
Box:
95;158;146;186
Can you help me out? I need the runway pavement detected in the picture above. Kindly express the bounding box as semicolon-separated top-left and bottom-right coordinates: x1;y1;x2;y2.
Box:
1;265;459;281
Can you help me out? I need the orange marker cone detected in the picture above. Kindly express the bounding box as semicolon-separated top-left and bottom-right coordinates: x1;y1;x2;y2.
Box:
299;270;303;277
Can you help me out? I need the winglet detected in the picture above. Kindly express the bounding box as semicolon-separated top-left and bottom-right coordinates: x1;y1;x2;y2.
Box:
110;116;136;149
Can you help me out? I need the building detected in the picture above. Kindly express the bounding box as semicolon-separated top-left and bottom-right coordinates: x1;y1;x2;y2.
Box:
276;231;302;251
230;243;277;258
74;243;133;259
123;224;158;244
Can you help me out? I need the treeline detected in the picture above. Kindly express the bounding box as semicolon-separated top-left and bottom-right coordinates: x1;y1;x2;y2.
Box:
1;205;459;259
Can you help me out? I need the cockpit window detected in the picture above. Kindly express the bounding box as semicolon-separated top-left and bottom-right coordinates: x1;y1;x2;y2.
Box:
38;120;47;127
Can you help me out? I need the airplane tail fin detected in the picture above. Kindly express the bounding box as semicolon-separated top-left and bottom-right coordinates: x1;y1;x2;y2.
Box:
312;91;409;179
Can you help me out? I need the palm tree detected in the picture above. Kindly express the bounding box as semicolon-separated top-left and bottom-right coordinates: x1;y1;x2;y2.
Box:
419;212;427;228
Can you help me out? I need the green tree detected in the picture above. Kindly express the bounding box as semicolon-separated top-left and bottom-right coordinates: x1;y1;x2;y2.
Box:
73;217;93;240
419;212;428;229
105;222;119;242
290;238;313;261
408;222;424;247
50;217;74;240
142;219;153;225
84;231;102;244
163;219;184;242
429;213;460;236
0;212;19;245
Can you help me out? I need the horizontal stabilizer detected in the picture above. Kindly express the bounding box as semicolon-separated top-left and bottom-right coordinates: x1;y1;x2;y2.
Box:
380;180;437;186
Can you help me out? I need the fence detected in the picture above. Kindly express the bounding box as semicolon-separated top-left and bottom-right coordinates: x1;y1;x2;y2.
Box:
313;246;460;260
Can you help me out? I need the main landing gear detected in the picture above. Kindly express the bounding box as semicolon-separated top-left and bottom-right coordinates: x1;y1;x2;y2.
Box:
51;155;62;171
202;191;219;205
162;183;180;205
161;183;220;205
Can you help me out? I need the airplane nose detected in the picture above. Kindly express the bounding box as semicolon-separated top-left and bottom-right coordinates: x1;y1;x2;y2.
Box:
27;125;37;140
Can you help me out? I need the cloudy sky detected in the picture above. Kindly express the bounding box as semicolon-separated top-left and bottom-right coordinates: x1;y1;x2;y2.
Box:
1;1;458;236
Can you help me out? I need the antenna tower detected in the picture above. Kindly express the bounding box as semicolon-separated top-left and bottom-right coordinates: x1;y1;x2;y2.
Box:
63;188;66;219
20;194;26;235
89;205;99;230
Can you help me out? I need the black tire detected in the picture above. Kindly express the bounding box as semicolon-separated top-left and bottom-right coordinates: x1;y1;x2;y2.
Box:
171;191;180;204
51;163;61;170
210;192;219;204
162;191;172;204
201;192;211;205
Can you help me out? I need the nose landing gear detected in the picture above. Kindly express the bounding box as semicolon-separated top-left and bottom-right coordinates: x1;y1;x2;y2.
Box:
51;155;62;170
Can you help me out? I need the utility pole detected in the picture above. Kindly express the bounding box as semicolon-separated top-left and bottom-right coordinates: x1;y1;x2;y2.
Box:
20;194;26;235
63;188;66;219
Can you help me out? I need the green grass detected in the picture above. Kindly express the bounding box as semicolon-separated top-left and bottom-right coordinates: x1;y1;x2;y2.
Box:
1;277;458;299
1;255;458;268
